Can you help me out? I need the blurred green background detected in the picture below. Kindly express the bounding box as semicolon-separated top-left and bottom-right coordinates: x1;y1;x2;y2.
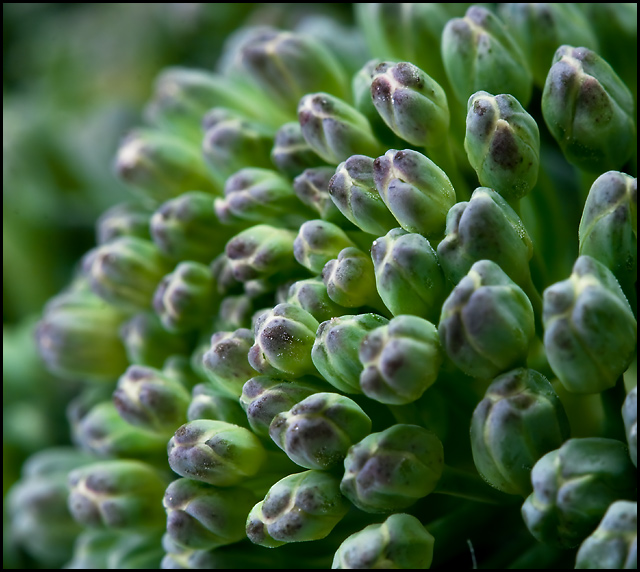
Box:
3;4;355;568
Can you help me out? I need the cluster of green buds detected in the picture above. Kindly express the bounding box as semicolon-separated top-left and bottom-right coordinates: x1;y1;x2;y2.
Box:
10;3;638;571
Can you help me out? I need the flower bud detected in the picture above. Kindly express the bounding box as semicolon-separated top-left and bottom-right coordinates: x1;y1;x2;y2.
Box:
373;149;456;239
541;45;635;173
328;154;398;236
270;392;371;470
298;93;384;165
359;315;443;405
202;108;274;177
113;129;219;203
579;171;637;307
201;328;257;398
470;368;570;497
82;236;172;311
341;424;444;513
543;255;637;394
371;228;446;322
622;385;637;468
35;285;129;381
118;312;194;368
464;91;540;202
442;5;533;106
292;166;344;223
370;61;450;148
436;187;534;288
163;478;257;551
167;420;267;486
521;437;637;547
438;259;535;380
239;375;324;438
332;513;435;569
214;167;312;228
67;459;168;529
225;225;299;283
322;247;385;311
285;276;347;323
96;201;152;245
248;303;320;378
246;470;349;547
496;4;600;88
575;500;638;569
150;191;235;264
187;383;249;427
112;364;192;435
293;220;358;274
312;313;389;394
270;121;328;178
239;29;349;115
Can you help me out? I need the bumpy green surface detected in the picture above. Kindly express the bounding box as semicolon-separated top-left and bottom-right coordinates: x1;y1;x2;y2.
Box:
5;3;637;570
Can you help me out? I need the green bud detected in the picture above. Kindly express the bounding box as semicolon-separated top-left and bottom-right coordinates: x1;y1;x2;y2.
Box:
202;108;274;178
150;191;235;264
354;4;459;88
214;167;312;228
119;312;194;368
73;401;168;460
298;92;384;165
202;328;258;398
153;261;218;333
67;459;168;529
341;424;444;513
436;187;534;288
96;201;152;244
240;375;324;438
164;478;257;551
359;315;443;405
332;512;435;569
82;236;172;311
270;121;328;179
167;419;267;486
225;225;299;282
329;154;398;236
112;364;192;435
464;92;540;202
312;313;389;394
543;255;637;394
438;259;535;380
286;276;348;323
239;29;349;115
370;61;450;148
622;385;637;468
497;3;600;88
211;252;243;296
521;437;637;548
7;448;93;567
113;129;219;203
470;368;571;497
372;149;456;239
248;303;320;378
322;247;386;311
35;285;129;381
371;228;446;322
213;294;254;332
575;500;637;569
246;470;349;547
143;67;275;141
294;220;358;274
187;383;250;427
293;167;345;223
541;45;635;173
442;5;533;107
270;392;372;470
579;171;637;307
